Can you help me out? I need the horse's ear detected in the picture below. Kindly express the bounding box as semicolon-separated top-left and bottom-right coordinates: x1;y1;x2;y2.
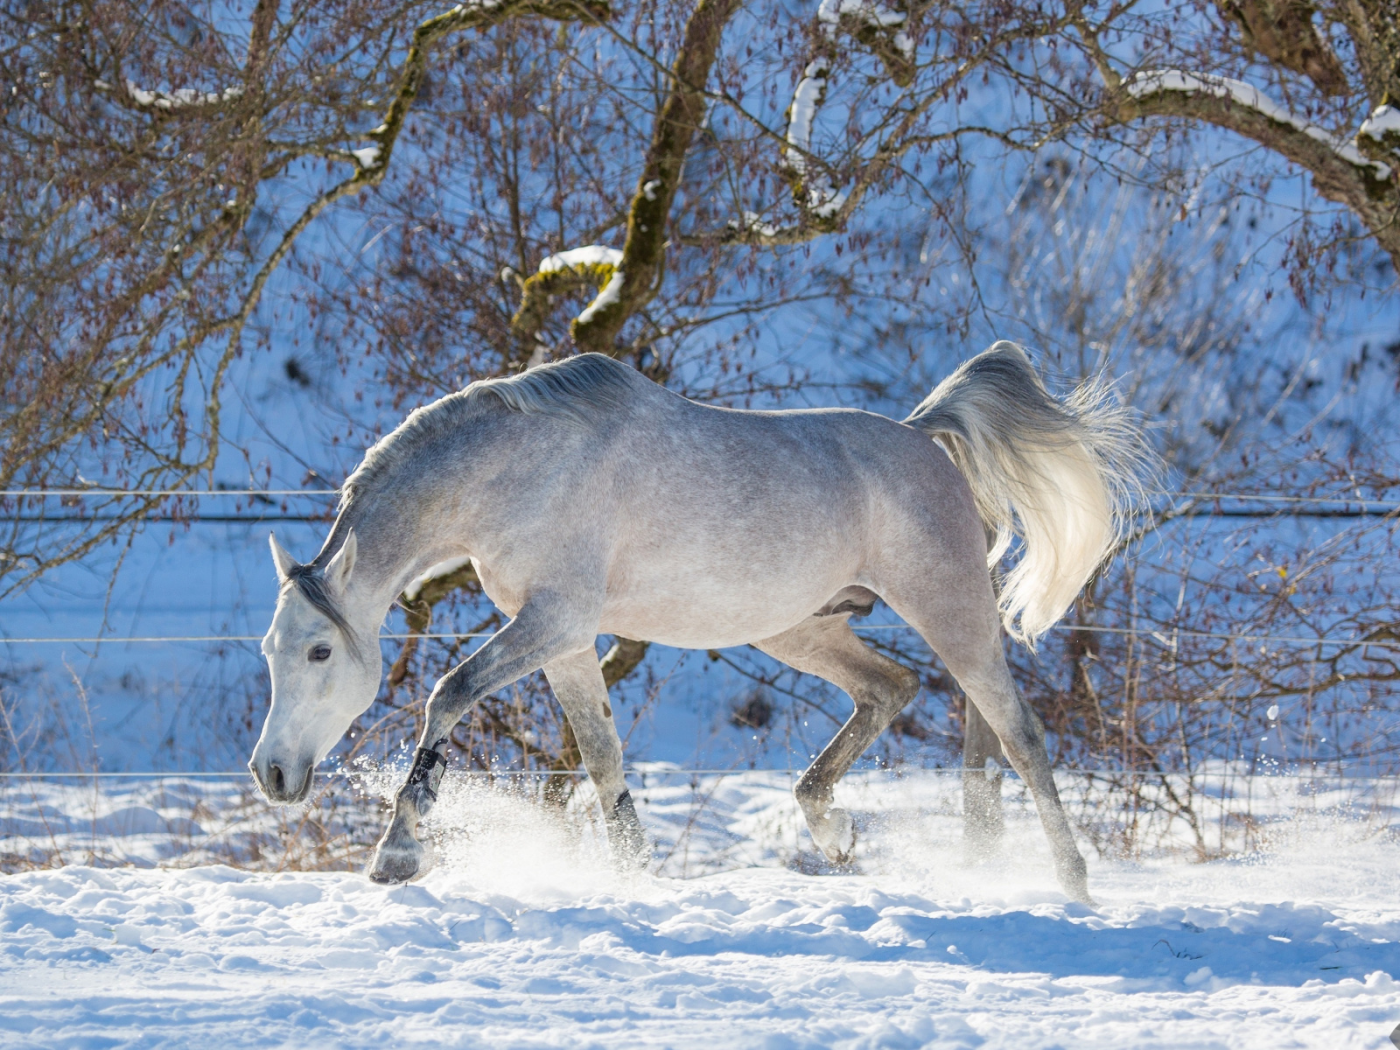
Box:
325;528;357;594
269;532;298;582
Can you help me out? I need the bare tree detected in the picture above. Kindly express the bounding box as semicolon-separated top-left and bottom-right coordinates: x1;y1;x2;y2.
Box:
5;3;1399;842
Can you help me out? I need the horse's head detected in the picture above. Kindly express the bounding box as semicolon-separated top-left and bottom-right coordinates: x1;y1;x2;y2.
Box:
250;530;381;804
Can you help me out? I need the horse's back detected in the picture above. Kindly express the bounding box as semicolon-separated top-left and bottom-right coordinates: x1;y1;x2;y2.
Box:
618;393;975;534
588;392;982;646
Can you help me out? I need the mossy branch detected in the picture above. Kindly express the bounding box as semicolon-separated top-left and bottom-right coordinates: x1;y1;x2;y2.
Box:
510;259;620;354
569;0;744;354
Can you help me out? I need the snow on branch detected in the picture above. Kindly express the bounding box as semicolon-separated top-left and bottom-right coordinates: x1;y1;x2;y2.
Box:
817;0;913;66
542;247;624;324
730;211;781;239
351;145;382;170
780;1;915;229
98;79;244;112
127;81;244;109
1360;105;1400;144
784;59;846;221
538;245;624;272
1124;69;1391;179
402;555;476;602
511;245;624;341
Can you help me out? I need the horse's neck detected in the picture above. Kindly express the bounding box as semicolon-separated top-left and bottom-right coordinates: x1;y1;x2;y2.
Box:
331;400;507;615
334;487;471;616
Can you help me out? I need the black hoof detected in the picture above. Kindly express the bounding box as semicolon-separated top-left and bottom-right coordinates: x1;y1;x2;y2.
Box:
607;790;650;871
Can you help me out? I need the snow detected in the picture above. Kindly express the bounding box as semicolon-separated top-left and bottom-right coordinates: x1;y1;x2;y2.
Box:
351;145;382;169
576;269;624;325
814;0;913;60
785;62;847;218
1361;105;1400;141
532;246;625;325
4;771;1400;1047
783;0;913;221
817;0;907;32
786;60;828;159
1124;70;1392;179
728;211;782;239
124;80;243;111
402;556;475;602
537;245;623;274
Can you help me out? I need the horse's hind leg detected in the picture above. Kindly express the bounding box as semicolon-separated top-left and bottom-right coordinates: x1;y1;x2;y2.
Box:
543;650;648;868
883;571;1092;903
754;615;920;864
963;700;1005;860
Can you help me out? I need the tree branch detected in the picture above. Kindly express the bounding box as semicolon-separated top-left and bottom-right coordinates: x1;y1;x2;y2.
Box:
570;0;743;353
1120;70;1400;265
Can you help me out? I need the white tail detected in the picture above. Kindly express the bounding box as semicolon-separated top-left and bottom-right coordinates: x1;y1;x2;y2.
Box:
905;342;1153;647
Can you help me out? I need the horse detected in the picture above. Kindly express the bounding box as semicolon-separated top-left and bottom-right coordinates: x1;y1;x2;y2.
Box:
249;344;1149;902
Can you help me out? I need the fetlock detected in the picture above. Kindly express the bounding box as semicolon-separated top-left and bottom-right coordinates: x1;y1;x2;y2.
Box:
606;790;650;870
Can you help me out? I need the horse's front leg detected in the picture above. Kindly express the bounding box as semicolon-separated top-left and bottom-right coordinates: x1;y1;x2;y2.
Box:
543;651;648;870
369;596;596;884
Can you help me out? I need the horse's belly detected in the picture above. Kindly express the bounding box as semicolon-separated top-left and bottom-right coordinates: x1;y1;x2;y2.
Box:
598;573;845;649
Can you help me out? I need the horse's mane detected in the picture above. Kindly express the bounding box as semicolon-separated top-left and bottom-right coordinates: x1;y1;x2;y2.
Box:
339;352;640;513
289;357;639;647
282;561;363;661
470;352;638;421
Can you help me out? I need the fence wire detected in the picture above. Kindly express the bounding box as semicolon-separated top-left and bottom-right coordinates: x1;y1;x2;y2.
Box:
4;622;1397;649
3;487;1397;508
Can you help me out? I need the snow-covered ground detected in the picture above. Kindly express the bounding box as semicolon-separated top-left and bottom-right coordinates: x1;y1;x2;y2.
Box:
3;770;1400;1048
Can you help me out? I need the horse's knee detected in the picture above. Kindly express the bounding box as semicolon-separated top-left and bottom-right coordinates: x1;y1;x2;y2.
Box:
794;769;832;815
888;664;920;711
423;673;472;736
997;699;1047;756
863;663;920;720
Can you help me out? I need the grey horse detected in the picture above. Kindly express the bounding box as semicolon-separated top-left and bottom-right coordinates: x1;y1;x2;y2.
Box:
249;344;1148;901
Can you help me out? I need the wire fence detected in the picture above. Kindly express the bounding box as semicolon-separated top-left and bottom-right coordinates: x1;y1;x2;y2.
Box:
4;622;1398;649
3;488;1398;525
3;766;1395;778
4;487;1397;506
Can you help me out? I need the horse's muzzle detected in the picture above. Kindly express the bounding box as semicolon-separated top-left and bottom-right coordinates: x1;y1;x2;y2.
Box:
249;755;315;805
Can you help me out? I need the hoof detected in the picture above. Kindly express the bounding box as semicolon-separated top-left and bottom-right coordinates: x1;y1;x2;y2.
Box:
607;790;650;872
809;807;857;865
609;833;650;873
1057;861;1094;906
1063;881;1096;907
368;835;424;885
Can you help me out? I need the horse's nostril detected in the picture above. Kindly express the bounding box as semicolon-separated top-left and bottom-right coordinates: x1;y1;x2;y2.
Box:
270;763;286;796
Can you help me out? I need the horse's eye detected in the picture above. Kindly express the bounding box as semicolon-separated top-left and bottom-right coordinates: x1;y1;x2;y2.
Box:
309;644;332;662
